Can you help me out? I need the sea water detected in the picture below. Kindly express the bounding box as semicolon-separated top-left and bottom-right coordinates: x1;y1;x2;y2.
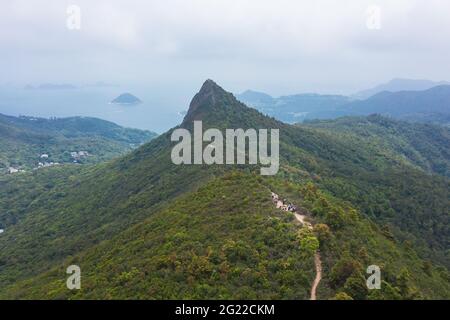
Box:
0;86;185;133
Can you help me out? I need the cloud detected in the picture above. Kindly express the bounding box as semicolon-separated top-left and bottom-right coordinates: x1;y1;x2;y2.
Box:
1;0;450;93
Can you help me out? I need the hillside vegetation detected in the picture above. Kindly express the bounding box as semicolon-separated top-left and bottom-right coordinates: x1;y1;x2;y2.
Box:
0;113;156;174
3;172;449;299
0;80;448;299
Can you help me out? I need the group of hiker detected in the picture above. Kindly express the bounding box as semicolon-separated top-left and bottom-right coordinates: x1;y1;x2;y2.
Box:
271;192;297;213
271;192;321;300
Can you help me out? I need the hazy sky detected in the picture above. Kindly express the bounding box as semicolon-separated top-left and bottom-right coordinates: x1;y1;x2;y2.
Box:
2;0;450;97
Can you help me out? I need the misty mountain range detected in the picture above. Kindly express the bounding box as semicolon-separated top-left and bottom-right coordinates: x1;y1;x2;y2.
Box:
354;78;450;99
237;79;450;126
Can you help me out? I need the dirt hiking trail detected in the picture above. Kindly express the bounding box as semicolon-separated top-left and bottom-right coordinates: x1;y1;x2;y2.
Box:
271;192;322;300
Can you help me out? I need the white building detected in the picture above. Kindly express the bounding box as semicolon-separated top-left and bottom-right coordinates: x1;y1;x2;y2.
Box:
8;167;19;174
71;151;89;159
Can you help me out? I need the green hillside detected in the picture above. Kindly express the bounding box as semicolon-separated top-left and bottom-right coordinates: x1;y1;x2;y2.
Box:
0;113;157;174
303;115;450;177
3;172;449;299
0;80;448;299
3;172;314;299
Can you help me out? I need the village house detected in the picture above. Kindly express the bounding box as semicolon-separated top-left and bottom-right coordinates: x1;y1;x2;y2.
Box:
71;151;89;159
8;167;19;174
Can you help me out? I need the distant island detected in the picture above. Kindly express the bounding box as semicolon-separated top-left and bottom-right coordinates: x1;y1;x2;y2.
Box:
24;83;78;90
110;93;142;105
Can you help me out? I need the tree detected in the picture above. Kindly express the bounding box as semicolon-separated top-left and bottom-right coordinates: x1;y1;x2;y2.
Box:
325;207;346;230
367;281;402;300
314;223;332;245
297;228;319;256
329;256;362;288
333;292;353;300
343;272;368;300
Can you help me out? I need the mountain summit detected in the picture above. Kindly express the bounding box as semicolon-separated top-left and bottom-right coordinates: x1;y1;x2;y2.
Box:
182;79;281;131
183;80;233;123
